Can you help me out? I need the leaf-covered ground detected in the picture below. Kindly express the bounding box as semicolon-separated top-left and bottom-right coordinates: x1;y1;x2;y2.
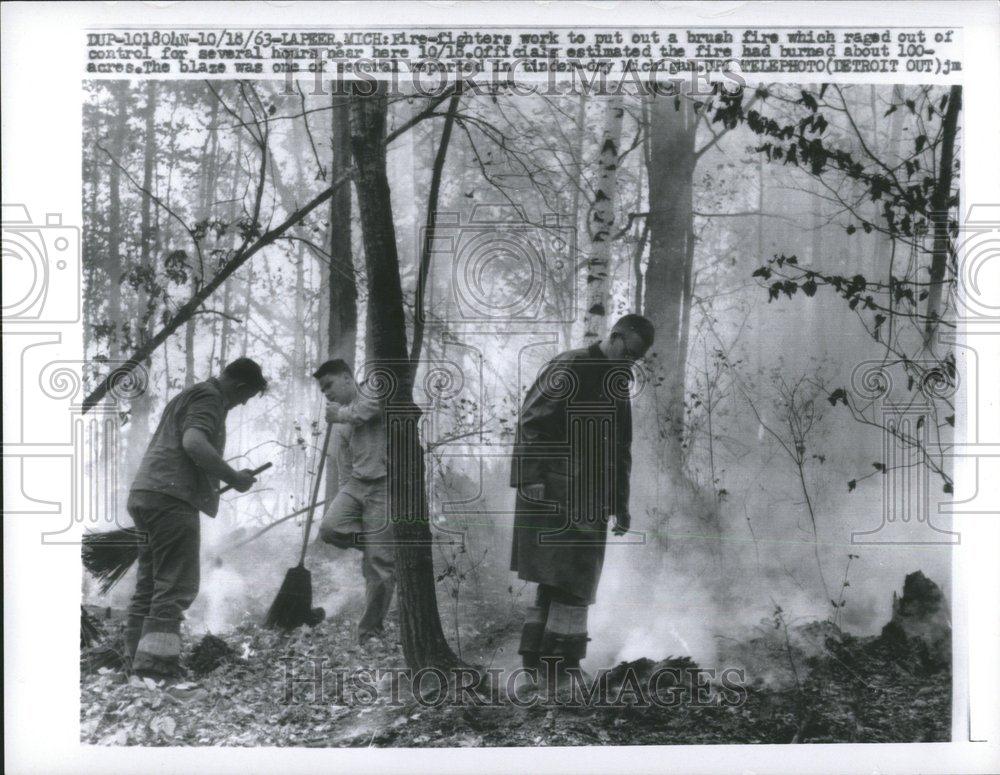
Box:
81;601;950;747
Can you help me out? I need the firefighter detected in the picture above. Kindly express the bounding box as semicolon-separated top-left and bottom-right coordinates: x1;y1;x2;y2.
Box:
510;315;654;687
126;357;267;678
314;359;396;644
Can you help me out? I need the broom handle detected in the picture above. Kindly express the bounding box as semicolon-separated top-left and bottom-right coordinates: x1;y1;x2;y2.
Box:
218;461;274;494
298;422;334;566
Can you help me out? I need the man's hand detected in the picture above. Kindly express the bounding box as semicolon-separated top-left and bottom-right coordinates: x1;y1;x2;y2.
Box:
230;469;258;493
522;482;545;501
612;511;631;536
324;402;343;424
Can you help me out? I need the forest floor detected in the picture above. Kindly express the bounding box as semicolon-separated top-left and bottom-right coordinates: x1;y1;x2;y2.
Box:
80;596;950;747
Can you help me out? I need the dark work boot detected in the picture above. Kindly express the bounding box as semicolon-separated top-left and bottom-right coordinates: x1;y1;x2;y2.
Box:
518;605;546;671
540;637;589;681
539;601;590;703
506;605;547;702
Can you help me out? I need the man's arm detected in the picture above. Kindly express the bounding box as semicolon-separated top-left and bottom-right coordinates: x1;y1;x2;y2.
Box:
612;401;633;535
513;357;572;494
612;444;632;534
331;424;353;489
325;394;380;426
181;428;255;492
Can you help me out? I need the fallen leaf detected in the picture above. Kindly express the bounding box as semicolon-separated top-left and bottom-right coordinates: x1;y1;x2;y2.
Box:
150;715;177;738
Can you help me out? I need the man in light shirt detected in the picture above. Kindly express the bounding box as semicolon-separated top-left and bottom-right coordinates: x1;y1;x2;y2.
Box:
313;359;395;644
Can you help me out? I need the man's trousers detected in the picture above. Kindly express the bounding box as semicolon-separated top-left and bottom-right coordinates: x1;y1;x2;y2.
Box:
318;476;395;639
125;490;201;677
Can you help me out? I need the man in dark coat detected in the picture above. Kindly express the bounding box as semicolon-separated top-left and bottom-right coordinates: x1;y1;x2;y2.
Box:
510;314;654;681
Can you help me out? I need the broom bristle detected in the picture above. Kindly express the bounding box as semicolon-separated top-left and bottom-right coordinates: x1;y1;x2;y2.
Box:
82;528;145;594
82;645;129;673
80;606;103;648
264;565;314;630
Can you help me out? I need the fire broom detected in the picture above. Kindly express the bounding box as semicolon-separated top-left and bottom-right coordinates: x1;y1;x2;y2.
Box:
82;461;274;594
264;422;333;630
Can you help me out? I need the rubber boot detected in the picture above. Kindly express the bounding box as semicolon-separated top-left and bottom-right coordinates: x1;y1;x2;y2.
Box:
539;602;590;701
518;605;546;670
131;618;184;680
507;605;546;701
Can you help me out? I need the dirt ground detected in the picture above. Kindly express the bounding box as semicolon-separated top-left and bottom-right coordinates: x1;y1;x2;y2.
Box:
80;597;950;747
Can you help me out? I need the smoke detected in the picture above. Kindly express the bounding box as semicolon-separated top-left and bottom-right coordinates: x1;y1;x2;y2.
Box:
314;545;367;619
184;512;369;636
587;545;722;670
84;406;951;661
185;517;275;634
192;562;252;634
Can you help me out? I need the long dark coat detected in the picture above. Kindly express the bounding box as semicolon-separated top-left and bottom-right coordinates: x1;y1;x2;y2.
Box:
509;342;633;604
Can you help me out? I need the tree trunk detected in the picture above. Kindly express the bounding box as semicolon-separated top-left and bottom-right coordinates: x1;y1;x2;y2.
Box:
127;81;158;481
83;99;102;365
808;175;824;352
923;85;961;347
874;85;905;277
583;95;624;342
219;126;244;370
327;90;358;365
323;88;358;501
632;98;649;313
185;94;220;386
568;91;589;347
293;242;306;372
349;83;459;671
184;95;219;387
643;93;697;478
411;93;460;365
106;83;129;362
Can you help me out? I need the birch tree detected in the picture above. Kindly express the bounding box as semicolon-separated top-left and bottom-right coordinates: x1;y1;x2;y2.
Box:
583;95;624;342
